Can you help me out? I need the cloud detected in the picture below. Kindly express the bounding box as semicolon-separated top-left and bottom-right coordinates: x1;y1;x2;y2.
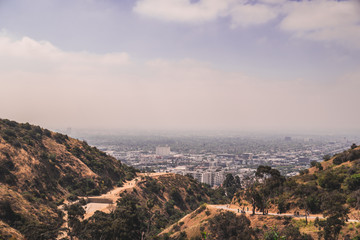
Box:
133;0;233;23
0;33;131;75
134;0;277;27
280;0;360;49
0;34;359;132
229;3;278;28
133;0;360;49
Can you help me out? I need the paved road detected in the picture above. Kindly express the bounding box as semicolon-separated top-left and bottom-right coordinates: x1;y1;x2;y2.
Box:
210;205;359;223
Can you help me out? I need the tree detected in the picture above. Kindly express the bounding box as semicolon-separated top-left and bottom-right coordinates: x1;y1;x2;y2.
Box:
223;174;241;199
245;185;262;215
255;165;272;178
256;166;285;187
142;199;155;240
170;188;185;209
294;183;322;219
254;166;285;214
112;194;148;240
277;196;289;214
282;225;314;240
208;211;255;240
265;225;313;240
315;191;349;240
318;171;343;190
79;194;149;240
310;161;317;168
315;162;323;171
346;174;360;191
305;194;321;213
299;169;309;175
348;190;360;210
66;203;85;239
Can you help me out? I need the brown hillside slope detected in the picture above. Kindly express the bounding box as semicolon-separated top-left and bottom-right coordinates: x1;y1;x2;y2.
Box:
159;204;317;239
307;145;360;175
128;173;211;214
0;118;137;240
60;173;216;239
229;145;360;239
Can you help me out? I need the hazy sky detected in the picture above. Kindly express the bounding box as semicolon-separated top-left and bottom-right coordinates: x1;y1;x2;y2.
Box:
0;0;359;133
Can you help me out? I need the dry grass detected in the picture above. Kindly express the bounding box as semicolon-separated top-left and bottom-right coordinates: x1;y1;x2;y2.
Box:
160;205;218;239
0;220;24;240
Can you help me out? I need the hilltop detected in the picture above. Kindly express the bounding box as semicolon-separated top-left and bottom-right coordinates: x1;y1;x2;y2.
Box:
0;119;137;239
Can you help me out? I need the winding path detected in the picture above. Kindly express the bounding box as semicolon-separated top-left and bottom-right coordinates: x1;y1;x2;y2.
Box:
82;172;172;219
209;205;360;223
57;172;171;239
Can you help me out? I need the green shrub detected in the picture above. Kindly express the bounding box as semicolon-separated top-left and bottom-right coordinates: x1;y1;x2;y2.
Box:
346;174;360;191
43;129;51;137
13;141;21;148
318;171;343;190
194;204;206;215
172;223;180;232
315;162;323;171
53;133;68;144
4;129;16;138
117;180;124;187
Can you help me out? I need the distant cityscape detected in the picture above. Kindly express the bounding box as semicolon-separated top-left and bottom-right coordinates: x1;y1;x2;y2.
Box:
70;131;359;187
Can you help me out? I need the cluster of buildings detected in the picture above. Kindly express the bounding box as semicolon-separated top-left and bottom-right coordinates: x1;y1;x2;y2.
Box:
101;137;355;187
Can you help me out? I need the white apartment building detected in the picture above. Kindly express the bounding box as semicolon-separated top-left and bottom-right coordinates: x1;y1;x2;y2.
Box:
156;146;171;156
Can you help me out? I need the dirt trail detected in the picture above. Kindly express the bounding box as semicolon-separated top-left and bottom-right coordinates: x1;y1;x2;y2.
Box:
57;172;171;239
209;205;360;223
82;172;172;219
83;176;140;219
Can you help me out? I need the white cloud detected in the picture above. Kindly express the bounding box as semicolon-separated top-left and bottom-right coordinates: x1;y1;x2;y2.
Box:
133;0;360;49
134;0;277;27
133;0;233;23
0;34;131;75
280;0;360;48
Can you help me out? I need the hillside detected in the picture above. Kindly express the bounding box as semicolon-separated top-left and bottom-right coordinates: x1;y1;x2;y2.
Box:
62;173;224;239
2;117;359;239
159;204;315;240
0;119;137;239
161;145;360;240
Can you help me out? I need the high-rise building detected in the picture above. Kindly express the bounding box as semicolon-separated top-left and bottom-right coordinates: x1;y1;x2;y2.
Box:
202;172;214;186
156;146;171;156
185;171;203;183
213;171;224;186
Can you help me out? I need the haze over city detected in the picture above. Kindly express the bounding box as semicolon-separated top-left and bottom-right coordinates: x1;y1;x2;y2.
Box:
1;0;359;133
